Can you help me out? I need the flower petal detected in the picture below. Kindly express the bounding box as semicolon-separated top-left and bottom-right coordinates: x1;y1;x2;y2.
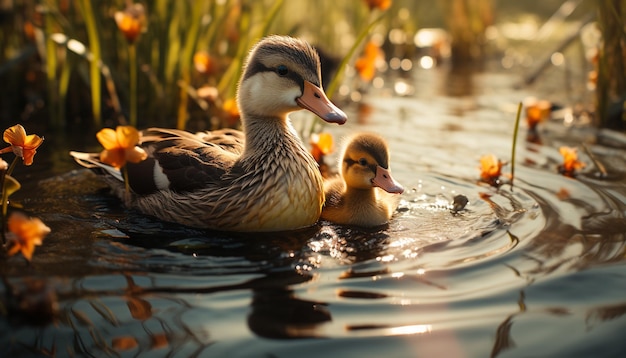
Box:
97;128;120;150
20;241;35;261
101;149;126;169
6;213;50;261
23;134;44;149
6;240;21;256
22;149;37;165
125;146;147;163
116;126;140;149
3;125;27;146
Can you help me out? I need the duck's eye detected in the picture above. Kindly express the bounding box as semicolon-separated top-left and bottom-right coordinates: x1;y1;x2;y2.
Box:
276;65;289;76
358;158;368;166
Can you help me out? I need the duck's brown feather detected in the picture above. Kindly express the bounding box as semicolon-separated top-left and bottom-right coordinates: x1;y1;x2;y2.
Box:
121;128;244;195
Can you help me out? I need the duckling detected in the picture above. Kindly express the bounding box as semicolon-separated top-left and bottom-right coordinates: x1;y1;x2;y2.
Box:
71;35;347;232
321;133;403;227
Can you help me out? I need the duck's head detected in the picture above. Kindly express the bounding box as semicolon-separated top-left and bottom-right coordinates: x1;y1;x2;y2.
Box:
340;133;404;194
238;35;347;124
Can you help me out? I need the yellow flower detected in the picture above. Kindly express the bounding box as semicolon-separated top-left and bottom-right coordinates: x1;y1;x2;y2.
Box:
479;154;503;184
5;212;51;261
96;126;147;169
0;124;44;166
114;3;146;43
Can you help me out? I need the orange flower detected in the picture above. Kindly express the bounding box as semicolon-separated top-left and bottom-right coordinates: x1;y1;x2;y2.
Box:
309;132;334;163
5;212;51;261
364;0;392;11
222;98;240;126
0;124;44;166
114;3;146;43
96;126;147;169
558;146;585;176
525;100;551;130
193;51;216;74
355;41;383;82
479;154;503;185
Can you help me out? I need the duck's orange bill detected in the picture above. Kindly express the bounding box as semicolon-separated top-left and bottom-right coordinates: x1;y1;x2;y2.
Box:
297;81;347;124
373;166;404;194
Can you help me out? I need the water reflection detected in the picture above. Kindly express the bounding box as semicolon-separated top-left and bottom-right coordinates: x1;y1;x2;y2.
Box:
248;287;331;338
3;45;626;356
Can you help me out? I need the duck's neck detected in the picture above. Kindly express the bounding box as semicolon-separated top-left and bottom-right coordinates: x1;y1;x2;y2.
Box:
344;187;378;205
241;114;305;160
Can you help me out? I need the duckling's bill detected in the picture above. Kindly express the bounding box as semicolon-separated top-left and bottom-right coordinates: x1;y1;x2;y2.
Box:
372;166;404;194
296;81;347;124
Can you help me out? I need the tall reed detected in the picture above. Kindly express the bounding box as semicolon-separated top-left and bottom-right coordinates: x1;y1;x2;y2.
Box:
76;0;102;127
596;0;626;130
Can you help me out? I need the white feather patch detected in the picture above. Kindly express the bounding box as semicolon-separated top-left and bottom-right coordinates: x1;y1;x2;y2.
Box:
153;162;170;189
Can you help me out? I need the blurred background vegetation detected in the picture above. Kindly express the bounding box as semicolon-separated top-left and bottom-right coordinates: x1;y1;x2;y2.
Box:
0;0;623;135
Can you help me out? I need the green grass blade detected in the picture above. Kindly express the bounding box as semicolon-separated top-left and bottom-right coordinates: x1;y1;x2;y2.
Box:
176;0;210;129
76;0;102;127
44;8;59;127
325;10;387;99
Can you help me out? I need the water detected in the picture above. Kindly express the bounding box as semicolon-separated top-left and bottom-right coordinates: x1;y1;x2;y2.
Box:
2;61;626;357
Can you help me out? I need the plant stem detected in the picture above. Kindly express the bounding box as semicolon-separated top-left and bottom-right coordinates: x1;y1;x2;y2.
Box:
0;168;5;245
307;10;388;136
176;0;209;130
325;11;387;99
77;0;102;127
123;166;131;204
1;157;19;244
44;7;60;128
129;42;137;126
6;156;18;178
510;102;523;189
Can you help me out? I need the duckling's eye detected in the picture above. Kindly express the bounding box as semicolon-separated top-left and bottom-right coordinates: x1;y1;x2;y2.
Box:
358;158;368;166
276;65;289;76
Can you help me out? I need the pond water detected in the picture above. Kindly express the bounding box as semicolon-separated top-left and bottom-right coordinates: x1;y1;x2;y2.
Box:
2;55;626;357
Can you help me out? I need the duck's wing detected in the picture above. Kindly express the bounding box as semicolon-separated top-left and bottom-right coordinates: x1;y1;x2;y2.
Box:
70;128;245;195
70;151;123;181
128;128;243;194
193;128;245;155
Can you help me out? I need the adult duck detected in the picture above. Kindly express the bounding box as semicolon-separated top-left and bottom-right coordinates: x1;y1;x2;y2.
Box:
321;133;403;227
72;35;347;232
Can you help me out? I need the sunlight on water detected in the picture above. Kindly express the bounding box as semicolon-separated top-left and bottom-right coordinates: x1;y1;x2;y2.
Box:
3;18;626;356
387;324;433;335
